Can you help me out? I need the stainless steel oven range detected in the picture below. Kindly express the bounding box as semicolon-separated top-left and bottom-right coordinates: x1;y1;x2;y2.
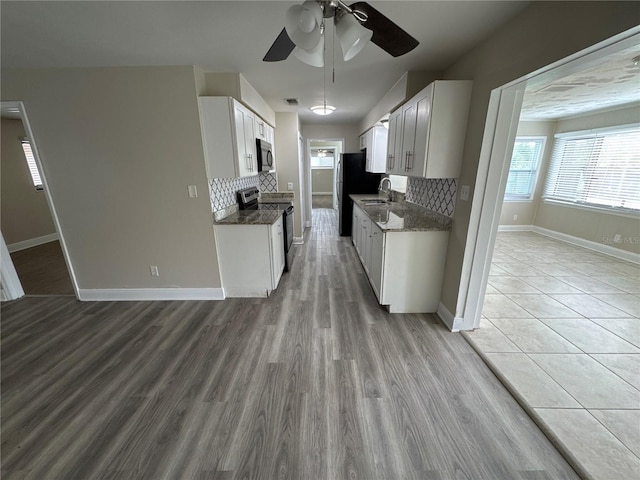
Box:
237;187;294;272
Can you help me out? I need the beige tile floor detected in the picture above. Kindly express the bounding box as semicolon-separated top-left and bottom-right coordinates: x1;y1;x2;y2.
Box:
464;231;640;480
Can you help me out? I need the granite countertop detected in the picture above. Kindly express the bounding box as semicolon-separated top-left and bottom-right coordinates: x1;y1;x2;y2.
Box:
350;194;452;232
260;192;295;202
214;208;283;226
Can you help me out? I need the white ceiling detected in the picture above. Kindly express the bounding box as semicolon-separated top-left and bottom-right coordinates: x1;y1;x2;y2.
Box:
1;1;638;125
1;0;530;124
520;44;640;120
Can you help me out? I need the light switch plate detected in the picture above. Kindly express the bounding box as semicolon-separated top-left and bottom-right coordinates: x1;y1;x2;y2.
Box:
188;185;198;198
287;182;294;191
460;185;470;201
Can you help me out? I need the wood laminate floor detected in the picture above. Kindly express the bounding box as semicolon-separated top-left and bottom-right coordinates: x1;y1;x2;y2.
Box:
312;194;334;209
9;240;74;296
1;209;580;479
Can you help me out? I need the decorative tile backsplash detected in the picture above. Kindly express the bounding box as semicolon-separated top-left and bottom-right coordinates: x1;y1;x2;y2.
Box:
259;171;278;193
209;172;278;213
405;177;458;217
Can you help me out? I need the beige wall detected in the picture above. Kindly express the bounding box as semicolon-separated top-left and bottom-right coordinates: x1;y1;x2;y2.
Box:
302;123;360;153
1;117;57;245
311;169;334;194
440;1;639;313
499;121;555;226
274;112;304;238
533;105;640;254
1;66;222;290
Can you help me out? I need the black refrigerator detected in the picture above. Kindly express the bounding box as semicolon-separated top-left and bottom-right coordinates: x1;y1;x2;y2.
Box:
337;152;383;236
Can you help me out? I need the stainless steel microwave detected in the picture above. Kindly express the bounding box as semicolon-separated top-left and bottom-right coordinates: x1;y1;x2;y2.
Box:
256;139;274;172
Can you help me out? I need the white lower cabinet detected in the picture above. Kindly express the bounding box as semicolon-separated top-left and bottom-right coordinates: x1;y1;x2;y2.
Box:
214;217;284;297
352;204;449;313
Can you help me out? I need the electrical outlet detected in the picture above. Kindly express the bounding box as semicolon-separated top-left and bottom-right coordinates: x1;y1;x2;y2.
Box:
513;214;518;221
460;185;470;201
150;265;159;277
613;233;622;243
287;182;294;191
188;185;198;198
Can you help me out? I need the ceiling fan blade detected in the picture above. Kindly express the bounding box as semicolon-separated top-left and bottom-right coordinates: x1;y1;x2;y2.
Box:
349;2;419;57
263;28;296;62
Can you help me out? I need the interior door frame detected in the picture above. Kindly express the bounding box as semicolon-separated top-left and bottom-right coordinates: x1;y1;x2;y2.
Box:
305;137;344;224
455;27;640;331
0;101;80;300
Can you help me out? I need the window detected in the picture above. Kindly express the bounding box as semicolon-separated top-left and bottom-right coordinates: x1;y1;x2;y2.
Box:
21;138;43;190
504;136;546;201
543;125;640;212
310;148;335;169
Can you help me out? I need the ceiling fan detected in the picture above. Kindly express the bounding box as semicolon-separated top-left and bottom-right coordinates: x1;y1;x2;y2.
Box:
263;0;419;66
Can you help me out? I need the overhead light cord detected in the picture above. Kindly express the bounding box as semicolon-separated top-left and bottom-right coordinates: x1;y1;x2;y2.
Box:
323;19;327;111
332;16;336;84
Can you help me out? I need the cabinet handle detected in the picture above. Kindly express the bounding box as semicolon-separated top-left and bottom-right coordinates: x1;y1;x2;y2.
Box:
387;154;393;170
405;151;413;171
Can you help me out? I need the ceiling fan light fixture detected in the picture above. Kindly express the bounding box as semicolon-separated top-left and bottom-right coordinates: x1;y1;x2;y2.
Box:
310;105;336;115
285;0;323;50
335;10;372;61
293;34;325;67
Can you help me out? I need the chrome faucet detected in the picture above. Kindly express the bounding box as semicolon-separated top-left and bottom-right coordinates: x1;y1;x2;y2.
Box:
378;177;393;201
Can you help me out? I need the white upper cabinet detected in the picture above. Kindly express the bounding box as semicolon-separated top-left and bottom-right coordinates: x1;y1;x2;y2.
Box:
360;125;388;173
385;108;403;175
385;80;472;179
198;96;258;178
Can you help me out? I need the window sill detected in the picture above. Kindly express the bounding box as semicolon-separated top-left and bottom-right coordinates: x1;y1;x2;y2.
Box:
504;197;534;203
542;199;640;219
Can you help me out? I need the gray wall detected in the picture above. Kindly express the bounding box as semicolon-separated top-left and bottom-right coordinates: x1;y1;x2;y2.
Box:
302;123;360;153
1;66;222;290
311;169;334;194
275;112;304;238
1;117;56;245
440;1;639;313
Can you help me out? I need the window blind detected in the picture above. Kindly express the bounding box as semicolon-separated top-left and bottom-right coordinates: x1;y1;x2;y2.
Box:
543;126;640;212
504;137;545;201
21;139;43;190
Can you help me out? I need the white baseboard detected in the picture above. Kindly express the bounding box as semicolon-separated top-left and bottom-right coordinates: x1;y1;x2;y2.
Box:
497;225;533;232
78;288;225;301
497;225;639;265
293;237;304;245
531;226;640;265
8;233;59;253
312;192;333;196
437;302;464;332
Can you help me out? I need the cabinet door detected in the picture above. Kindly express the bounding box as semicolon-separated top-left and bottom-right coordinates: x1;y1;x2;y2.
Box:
233;105;253;177
369;223;384;299
412;92;432;178
359;133;367;151
352;205;360;249
270;217;285;287
386;109;402;174
369;126;388;173
243;110;257;174
198;97;237;179
255;118;266;140
400;101;418;175
361;215;371;272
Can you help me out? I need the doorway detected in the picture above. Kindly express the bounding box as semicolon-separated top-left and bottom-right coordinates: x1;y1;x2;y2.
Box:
307;139;343;211
0;101;77;300
455;28;640;331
